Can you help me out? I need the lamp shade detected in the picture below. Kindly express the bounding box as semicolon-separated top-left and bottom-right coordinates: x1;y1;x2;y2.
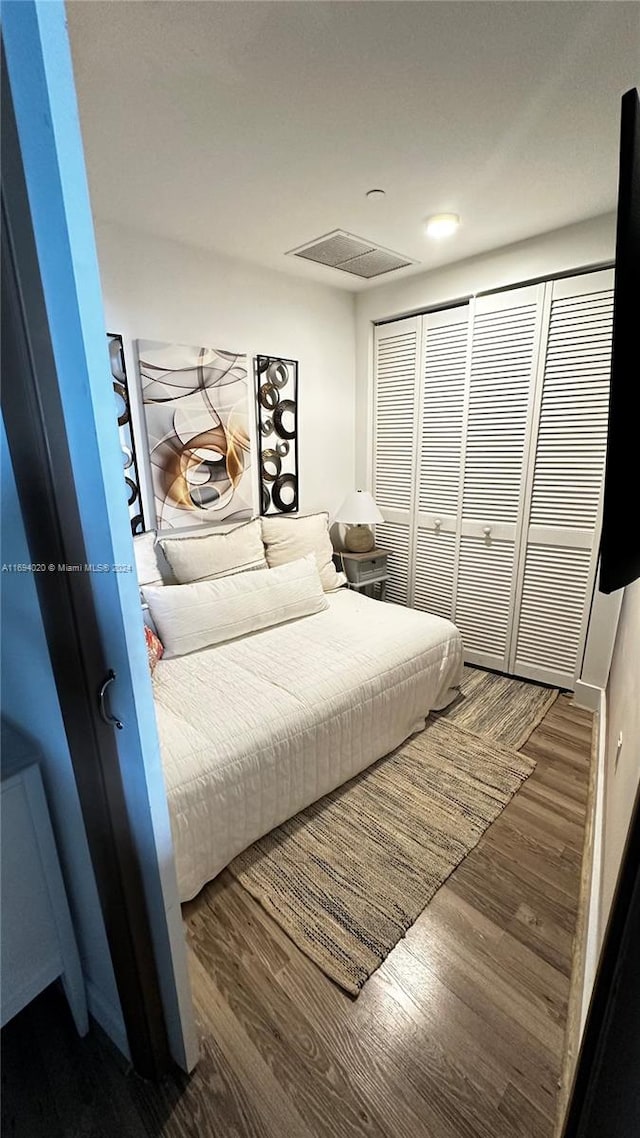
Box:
334;489;384;525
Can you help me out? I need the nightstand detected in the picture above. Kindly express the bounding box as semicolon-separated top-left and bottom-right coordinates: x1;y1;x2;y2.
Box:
335;549;388;600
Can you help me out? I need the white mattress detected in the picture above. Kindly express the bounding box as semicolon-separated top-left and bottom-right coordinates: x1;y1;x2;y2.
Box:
153;590;463;901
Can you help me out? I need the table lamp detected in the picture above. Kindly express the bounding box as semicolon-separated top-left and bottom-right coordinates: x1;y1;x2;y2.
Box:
334;490;384;553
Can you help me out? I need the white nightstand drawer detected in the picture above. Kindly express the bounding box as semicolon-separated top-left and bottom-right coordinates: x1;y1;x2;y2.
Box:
356;558;386;583
343;554;386;584
335;549;388;589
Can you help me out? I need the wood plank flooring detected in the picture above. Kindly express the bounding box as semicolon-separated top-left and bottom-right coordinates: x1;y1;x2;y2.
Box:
1;694;593;1138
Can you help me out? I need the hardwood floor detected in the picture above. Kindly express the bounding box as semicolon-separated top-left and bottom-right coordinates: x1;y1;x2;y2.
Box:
1;695;593;1138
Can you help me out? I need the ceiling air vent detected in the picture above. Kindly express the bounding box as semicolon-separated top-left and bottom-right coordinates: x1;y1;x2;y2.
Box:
287;230;415;279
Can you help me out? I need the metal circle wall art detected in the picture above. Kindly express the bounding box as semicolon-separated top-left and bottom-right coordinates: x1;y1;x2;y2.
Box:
272;399;296;440
255;355;299;514
261;449;282;481
259;383;280;411
108;333;145;535
272;473;297;513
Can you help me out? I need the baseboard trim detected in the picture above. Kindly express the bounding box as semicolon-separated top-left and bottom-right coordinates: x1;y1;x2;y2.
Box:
555;687;606;1135
86;979;130;1062
573;680;601;712
580;687;606;1030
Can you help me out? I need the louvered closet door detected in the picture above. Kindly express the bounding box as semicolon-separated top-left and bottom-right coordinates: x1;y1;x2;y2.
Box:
414;305;469;620
375;521;411;605
454;285;544;669
511;269;614;688
372;318;419;604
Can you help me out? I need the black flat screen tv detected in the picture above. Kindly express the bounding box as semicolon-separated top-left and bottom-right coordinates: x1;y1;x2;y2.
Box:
599;87;640;594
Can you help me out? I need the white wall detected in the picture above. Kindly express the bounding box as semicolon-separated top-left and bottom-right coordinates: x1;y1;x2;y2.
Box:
600;578;640;932
95;221;356;529
580;577;640;1033
354;213;616;485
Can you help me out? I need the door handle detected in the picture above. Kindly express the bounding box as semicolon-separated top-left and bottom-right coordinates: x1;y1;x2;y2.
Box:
98;669;123;730
483;526;492;537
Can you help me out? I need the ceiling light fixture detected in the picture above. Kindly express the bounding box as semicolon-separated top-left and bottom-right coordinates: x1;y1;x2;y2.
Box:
425;212;460;239
366;188;386;200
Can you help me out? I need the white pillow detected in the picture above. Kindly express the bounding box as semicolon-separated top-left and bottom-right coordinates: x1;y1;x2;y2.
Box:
261;512;346;592
133;532;164;587
160;519;267;584
142;554;328;657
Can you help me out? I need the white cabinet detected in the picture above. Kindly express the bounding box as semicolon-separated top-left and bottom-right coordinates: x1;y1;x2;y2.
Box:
373;317;420;514
372;316;420;609
374;520;411;605
1;729;88;1034
414;304;468;622
372;267;614;689
455;284;543;670
511;270;614;688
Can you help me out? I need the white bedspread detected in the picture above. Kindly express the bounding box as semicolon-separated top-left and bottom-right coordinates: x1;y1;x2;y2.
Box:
153;590;463;901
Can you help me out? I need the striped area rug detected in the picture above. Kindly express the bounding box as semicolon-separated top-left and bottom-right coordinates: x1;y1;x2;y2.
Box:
228;669;556;994
433;665;559;749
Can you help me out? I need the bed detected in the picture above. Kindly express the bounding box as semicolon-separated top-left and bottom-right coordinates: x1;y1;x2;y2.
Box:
152;588;463;902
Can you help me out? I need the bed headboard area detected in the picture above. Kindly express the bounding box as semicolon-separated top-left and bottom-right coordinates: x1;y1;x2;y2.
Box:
135;513;347;634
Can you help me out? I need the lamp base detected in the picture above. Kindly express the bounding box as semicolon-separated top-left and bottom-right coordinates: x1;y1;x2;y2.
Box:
345;524;374;553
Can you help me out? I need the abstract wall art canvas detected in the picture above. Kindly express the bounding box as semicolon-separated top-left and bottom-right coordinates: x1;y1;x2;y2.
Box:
137;340;253;530
255;356;299;515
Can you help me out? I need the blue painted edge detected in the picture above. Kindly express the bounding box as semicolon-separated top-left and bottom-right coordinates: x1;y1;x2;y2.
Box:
2;0;171;864
3;0;195;1068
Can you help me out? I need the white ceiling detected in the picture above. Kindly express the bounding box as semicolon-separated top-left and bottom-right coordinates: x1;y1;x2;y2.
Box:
67;1;639;293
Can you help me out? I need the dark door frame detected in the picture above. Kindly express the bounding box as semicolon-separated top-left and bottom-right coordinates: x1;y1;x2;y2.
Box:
1;48;170;1080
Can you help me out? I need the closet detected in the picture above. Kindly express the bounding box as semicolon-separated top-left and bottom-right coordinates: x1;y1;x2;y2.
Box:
373;267;614;690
